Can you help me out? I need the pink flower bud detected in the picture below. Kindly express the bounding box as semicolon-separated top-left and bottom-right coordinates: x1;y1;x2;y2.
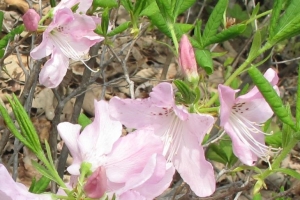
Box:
179;34;199;83
84;166;107;198
22;9;40;31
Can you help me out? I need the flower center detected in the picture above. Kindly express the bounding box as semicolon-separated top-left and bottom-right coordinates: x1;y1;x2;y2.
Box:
50;30;98;72
230;109;279;163
161;113;184;162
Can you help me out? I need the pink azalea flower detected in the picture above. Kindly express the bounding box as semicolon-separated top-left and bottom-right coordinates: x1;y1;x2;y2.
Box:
218;68;279;166
57;100;174;199
0;164;53;200
30;8;103;88
179;34;199;83
109;82;216;197
54;0;93;14
22;9;40;31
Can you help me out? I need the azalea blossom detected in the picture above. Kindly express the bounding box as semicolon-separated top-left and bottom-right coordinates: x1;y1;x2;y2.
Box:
22;9;40;31
30;8;103;88
0;164;53;200
57;100;174;199
179;34;199;84
109;82;215;197
218;68;279;166
54;0;92;14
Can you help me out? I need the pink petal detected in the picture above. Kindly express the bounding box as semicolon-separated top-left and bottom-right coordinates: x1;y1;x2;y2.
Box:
0;164;52;200
78;100;122;169
38;48;69;88
57;122;82;175
84;166;107;198
30;33;54;60
119;191;146;200
109;97;172;130
105;130;164;184
149;82;175;108
224;123;257;165
218;84;238;126
172;129;215;197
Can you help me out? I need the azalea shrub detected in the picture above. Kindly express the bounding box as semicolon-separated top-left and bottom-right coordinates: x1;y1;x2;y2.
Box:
1;0;300;199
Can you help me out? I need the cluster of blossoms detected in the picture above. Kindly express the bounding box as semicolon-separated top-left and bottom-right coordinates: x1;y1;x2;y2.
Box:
0;0;280;199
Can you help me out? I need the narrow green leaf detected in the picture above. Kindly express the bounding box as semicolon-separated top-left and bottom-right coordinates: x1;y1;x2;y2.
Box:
194;20;203;47
203;24;246;47
0;25;24;49
172;0;184;18
269;0;283;39
101;8;110;36
31;161;56;182
253;179;264;194
0;101;29;147
0;11;3;34
78;113;92;129
29;176;50;194
195;49;213;74
248;67;295;128
50;0;56;7
133;0;147;18
120;0;133;12
93;0;118;8
273;168;300;180
173;80;196;104
44;140;54;166
202;0;228;45
296;64;300;128
107;21;131;37
0;49;4;59
248;31;261;60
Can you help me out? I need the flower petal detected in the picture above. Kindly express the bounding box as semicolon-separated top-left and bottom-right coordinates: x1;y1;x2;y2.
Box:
109;97;172;130
30;33;54;60
84;166;107;198
149;82;175;108
172;125;215;197
78;100;122;170
105;130;164;184
57;122;82;175
39;48;69;88
0;164;52;200
218;84;238;126
224;123;257;165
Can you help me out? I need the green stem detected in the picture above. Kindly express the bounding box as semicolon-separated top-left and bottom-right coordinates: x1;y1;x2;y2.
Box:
246;10;272;25
198;107;219;113
296;64;300;129
261;139;298;179
168;23;179;54
204;41;273;107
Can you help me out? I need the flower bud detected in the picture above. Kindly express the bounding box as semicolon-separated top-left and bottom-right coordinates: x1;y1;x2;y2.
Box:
179;34;199;84
22;9;40;31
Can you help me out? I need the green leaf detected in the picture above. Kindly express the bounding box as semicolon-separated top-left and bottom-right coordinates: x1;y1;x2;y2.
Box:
253;178;265;194
172;0;184;18
107;21;131;37
193;20;203;47
252;193;262;200
203;24;246;47
101;8;110;36
269;0;300;44
195;49;213;74
0;11;3;34
173;80;196;104
133;0;147;18
93;0;118;8
0;100;30;148
296;64;300;129
8;95;42;153
265;131;282;148
29;176;50;194
155;0;172;22
273;168;300;180
140;1;158;16
50;0;56;7
248;67;295;128
248;30;261;60
205;139;238;167
0;49;4;59
120;0;133;11
269;0;283;39
78;113;92;129
202;0;228;45
176;0;196;15
31;161;56;182
0;25;24;49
